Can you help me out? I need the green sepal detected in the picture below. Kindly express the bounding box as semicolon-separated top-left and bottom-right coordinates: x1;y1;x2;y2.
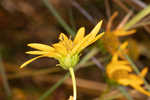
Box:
58;54;79;69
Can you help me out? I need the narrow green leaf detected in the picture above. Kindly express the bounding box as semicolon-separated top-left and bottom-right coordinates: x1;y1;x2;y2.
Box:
124;5;150;30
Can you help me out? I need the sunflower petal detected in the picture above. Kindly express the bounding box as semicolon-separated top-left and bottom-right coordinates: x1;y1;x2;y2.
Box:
27;43;54;51
74;27;85;44
59;33;69;41
74;21;103;53
129;74;144;84
89;20;103;36
20;56;44;68
72;32;104;55
72;33;92;54
114;29;136;36
45;52;62;59
106;64;132;78
140;67;148;77
120;41;128;50
112;54;119;62
26;51;48;55
89;32;105;45
106;12;118;31
130;84;150;96
78;32;104;52
117;78;130;86
53;42;67;55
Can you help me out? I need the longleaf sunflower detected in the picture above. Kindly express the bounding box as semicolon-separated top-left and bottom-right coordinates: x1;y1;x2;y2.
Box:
20;20;104;69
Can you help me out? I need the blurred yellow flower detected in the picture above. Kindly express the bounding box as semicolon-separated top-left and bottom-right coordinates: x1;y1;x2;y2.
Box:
20;20;104;69
102;12;136;55
106;42;150;96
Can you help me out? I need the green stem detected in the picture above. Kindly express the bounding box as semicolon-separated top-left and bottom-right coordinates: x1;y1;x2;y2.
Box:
69;68;77;100
118;86;133;100
124;54;150;91
43;0;75;36
0;55;11;98
68;8;76;31
124;4;150;30
38;73;70;100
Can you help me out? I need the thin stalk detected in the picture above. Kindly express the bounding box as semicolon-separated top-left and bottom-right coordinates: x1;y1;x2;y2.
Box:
43;0;75;36
124;54;140;74
38;73;70;100
71;0;96;25
77;48;99;68
68;8;76;31
124;54;150;91
129;21;150;29
124;4;150;30
92;57;105;72
0;56;11;98
69;68;77;100
118;86;133;100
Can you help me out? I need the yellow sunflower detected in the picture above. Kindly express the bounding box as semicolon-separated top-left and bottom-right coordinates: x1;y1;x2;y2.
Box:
106;42;150;96
20;20;104;69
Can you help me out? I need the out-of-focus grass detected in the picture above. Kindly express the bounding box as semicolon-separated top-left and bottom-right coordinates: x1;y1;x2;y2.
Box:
1;0;150;100
124;5;150;30
0;54;11;99
40;1;150;100
43;0;75;36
